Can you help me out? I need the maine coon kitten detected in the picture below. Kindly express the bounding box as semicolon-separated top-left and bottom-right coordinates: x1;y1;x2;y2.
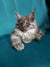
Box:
11;10;44;51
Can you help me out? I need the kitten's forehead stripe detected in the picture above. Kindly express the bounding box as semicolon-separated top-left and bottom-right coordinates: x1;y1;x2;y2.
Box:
18;16;29;22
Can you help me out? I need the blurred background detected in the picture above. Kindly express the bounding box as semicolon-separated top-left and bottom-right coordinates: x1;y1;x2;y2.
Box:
0;0;50;67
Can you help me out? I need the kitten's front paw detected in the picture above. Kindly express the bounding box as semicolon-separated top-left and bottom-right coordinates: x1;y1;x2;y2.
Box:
13;43;24;51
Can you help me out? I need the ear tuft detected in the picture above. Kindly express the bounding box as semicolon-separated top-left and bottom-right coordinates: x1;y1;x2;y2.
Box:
15;11;22;20
29;9;35;21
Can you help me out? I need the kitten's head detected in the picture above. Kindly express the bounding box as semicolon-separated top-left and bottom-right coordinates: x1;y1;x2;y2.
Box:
15;10;35;32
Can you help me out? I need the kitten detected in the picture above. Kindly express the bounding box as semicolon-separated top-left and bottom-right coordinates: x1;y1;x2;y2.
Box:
11;10;44;51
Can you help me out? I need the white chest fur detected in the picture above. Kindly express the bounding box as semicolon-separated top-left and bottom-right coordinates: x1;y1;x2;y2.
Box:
22;28;36;43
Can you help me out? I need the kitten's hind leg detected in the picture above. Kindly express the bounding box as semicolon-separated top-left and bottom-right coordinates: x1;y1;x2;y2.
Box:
35;30;45;41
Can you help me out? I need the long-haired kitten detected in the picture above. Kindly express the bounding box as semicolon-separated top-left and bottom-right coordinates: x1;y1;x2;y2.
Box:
11;10;44;51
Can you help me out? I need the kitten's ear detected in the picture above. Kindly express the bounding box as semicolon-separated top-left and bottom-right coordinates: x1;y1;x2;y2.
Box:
29;9;35;21
15;11;22;20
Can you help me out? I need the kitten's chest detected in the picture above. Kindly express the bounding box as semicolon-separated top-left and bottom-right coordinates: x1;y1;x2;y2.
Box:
23;29;36;36
22;29;36;43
